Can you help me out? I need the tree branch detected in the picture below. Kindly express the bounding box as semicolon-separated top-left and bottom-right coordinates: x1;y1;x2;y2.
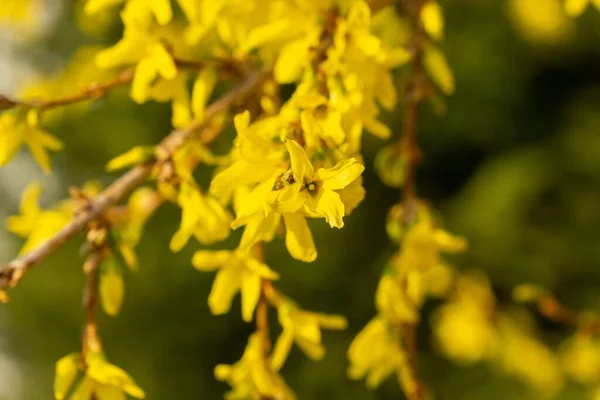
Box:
0;69;267;291
0;58;239;112
398;1;427;399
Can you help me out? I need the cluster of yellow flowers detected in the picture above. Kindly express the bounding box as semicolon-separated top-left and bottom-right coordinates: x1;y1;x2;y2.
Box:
2;0;600;399
2;0;418;398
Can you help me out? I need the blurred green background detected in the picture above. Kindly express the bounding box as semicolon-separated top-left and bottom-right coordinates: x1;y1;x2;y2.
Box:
2;0;600;399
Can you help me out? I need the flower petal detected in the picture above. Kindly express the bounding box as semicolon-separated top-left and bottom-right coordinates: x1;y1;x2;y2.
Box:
285;139;314;183
283;212;317;262
315;159;364;190
271;329;294;371
208;262;242;315
315;190;346;228
240;270;261;322
192;250;232;271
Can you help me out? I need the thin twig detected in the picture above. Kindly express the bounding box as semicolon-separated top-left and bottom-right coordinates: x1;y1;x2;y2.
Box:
0;58;239;112
0;69;267;291
398;1;427;399
536;295;600;335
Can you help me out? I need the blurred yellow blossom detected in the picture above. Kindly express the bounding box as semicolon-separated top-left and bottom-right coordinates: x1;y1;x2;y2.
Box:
192;249;278;322
496;314;563;395
509;0;572;44
0;111;63;174
170;181;231;251
215;333;296;400
55;352;145;400
6;183;72;255
432;273;497;364
271;303;347;370
347;317;407;388
565;0;600;17
560;334;600;384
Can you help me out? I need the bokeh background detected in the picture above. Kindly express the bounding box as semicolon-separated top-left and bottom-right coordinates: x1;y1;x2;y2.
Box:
1;0;600;399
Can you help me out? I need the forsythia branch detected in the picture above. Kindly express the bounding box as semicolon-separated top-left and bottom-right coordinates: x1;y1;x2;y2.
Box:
399;1;427;399
0;69;135;112
0;69;267;291
0;58;240;112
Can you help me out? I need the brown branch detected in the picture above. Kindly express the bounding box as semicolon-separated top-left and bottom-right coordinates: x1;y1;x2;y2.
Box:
0;69;267;291
0;58;240;112
536;295;600;335
0;69;134;112
397;1;427;399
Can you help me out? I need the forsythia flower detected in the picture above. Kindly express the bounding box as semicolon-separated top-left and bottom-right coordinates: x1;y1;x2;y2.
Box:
395;213;467;272
192;249;279;322
271;302;347;370
347;317;407;388
565;0;600;17
170;181;231;251
0;111;64;173
509;0;572;44
6;183;71;255
95;4;177;103
495;314;563;395
432;273;497;364
559;334;600;384
110;187;162;270
0;0;40;25
85;0;173;26
54;352;145;400
215;333;296;400
275;139;364;229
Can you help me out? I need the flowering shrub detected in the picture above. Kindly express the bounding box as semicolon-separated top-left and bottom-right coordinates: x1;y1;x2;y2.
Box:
1;1;600;399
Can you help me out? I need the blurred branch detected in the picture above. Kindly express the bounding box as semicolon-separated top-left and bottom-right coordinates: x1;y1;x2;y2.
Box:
0;58;241;112
0;69;134;112
398;1;427;399
535;294;600;335
0;68;268;292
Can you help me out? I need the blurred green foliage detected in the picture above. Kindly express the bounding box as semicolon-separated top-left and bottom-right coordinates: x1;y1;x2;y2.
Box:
2;1;600;399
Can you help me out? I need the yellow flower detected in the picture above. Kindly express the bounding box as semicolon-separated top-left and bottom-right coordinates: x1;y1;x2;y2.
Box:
271;303;347;370
559;334;600;384
395;210;467;272
375;273;419;324
432;273;496;364
276;139;364;229
231;179;282;252
192;249;279;322
215;333;296;400
6;183;72;255
170;181;231;252
209;111;286;201
496;314;563;395
95;9;177;103
0;0;40;26
509;0;572;44
347;317;407;389
0;111;64;174
565;0;600;17
54;352;145;400
85;0;172;26
421;2;444;41
293;87;346;148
